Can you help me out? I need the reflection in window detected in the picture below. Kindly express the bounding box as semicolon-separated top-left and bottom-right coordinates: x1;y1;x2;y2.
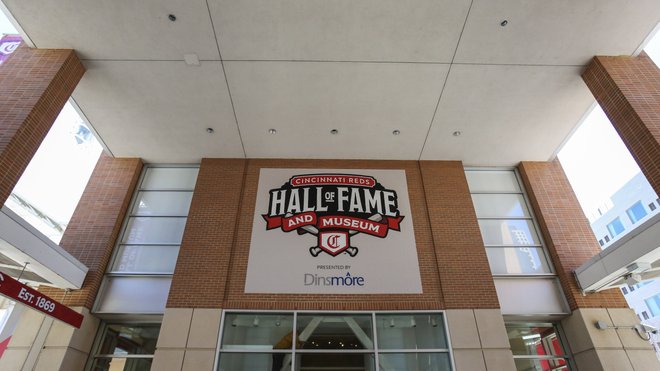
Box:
645;294;660;317
606;217;625;238
90;324;160;371
626;201;648;224
506;324;569;371
217;312;452;371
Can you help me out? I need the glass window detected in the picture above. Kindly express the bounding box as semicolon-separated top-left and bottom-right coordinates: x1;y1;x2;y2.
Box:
131;191;193;216
626;201;648;224
486;247;551;275
604;235;610;242
621;287;628;295
649;203;657;211
217;311;452;371
296;313;374;350
465;170;520;193
122;217;187;244
141;167;199;190
598;239;604;246
506;324;569;371
221;313;294;349
376;313;447;350
479;219;540;246
97;277;172;313
379;353;451;371
110;245;180;273
471;194;530;218
642;311;650;320
606;217;625;238
90;323;160;371
645;294;660;317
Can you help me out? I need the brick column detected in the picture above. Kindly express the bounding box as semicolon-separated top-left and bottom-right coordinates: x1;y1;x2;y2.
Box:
519;160;626;310
519;161;657;370
1;155;142;371
419;161;499;309
0;45;84;204
582;53;660;194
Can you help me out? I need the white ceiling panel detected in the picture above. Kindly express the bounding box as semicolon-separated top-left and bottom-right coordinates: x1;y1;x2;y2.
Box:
225;62;449;159
3;0;220;60
421;64;595;165
455;0;660;65
72;61;243;163
209;0;471;62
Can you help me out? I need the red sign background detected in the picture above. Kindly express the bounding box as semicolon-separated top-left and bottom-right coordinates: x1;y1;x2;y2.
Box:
0;272;83;328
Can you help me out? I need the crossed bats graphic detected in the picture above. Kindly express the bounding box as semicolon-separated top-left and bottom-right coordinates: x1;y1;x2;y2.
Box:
287;213;384;257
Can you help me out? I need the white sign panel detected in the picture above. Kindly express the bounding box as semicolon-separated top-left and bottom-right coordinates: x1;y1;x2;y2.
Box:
245;169;422;294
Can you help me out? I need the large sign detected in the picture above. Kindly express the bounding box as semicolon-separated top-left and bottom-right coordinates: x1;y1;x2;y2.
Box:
246;169;422;294
0;35;21;65
0;272;83;328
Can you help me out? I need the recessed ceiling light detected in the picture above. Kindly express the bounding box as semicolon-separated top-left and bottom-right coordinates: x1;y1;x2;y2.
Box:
500;20;508;27
392;130;401;136
206;128;214;134
184;54;200;66
168;14;177;22
452;131;462;137
330;129;339;135
268;128;277;134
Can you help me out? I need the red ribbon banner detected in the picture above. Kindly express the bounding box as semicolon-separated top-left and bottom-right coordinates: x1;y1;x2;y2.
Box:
263;213;404;237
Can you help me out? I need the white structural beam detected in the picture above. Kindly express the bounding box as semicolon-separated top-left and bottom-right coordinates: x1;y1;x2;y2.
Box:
0;206;87;289
575;213;660;294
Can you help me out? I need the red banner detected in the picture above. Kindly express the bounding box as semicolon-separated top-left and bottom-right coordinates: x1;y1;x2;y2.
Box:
263;213;403;237
0;271;83;328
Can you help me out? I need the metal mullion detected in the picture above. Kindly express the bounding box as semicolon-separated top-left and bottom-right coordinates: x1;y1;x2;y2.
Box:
218;349;292;353
106;272;173;278
127;215;188;219
377;349;451;353
94;354;155;359
136;188;194;192
492;274;556;279
372;312;379;371
512;355;569;360
292;311;298;371
292;349;375;354
484;244;543;248
477;216;533;221
118;243;181;247
470;191;523;195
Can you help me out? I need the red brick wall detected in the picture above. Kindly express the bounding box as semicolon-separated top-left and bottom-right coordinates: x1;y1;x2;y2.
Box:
40;155;142;308
0;45;84;204
518;160;627;310
168;159;498;310
582;53;660;195
420;161;500;309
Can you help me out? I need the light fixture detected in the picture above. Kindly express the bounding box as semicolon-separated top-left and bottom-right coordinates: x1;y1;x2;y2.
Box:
330;129;339;135
168;14;177;22
253;316;259;327
429;316;438;327
389;318;395;328
410;317;416;328
206;127;214;134
500;20;508;27
452;131;461;137
269;128;277;135
184;53;200;66
392;130;400;136
231;319;237;327
275;317;281;327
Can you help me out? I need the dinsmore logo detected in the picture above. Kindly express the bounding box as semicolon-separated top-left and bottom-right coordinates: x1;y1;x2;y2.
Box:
262;174;404;257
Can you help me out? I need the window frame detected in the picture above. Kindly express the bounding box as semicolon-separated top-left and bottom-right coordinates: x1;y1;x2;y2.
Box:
214;310;456;371
86;321;161;371
505;322;573;371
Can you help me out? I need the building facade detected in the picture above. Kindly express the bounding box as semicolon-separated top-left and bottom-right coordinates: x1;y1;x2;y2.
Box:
0;3;659;371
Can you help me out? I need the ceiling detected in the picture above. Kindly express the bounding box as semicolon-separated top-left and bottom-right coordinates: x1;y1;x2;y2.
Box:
3;0;659;165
